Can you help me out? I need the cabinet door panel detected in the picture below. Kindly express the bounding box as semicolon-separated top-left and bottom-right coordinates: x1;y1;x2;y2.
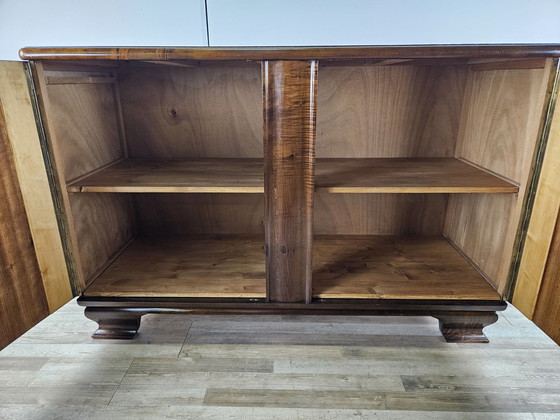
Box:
0;61;72;320
0;61;51;348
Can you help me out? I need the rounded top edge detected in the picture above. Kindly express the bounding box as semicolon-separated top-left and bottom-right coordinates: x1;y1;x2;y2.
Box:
18;44;560;61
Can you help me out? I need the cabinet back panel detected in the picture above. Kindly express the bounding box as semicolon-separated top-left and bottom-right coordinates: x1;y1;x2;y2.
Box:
316;65;467;158
445;61;553;293
314;194;447;235
119;65;263;159
135;194;264;236
135;194;445;236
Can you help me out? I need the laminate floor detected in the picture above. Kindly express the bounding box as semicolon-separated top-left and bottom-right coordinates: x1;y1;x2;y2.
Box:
1;299;559;419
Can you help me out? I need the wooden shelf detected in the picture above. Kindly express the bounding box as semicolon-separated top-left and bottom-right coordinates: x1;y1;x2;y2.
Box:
313;235;501;300
67;159;264;193
314;158;518;193
83;236;266;298
68;157;517;194
84;234;499;301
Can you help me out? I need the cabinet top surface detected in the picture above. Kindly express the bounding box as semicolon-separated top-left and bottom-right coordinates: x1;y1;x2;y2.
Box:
19;44;560;61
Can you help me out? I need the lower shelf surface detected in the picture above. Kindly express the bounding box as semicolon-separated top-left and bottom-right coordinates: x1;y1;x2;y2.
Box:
83;236;267;298
312;235;500;300
83;235;500;301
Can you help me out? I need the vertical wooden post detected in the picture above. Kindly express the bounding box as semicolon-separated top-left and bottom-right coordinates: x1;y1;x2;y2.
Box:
263;60;317;303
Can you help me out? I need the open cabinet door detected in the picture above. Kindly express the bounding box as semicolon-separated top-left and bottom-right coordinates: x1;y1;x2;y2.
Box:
513;66;560;344
0;60;72;349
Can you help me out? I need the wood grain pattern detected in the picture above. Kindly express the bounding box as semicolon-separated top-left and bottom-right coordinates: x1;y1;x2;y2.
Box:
46;76;116;85
315;158;517;193
83;235;498;301
119;65;262;159
0;97;49;349
314;194;447;235
32;61;87;291
84;308;142;339
39;65;123;182
19;45;560;61
33;62;136;291
468;58;547;71
1;301;559;417
401;373;560;393
68;159;264;193
314;65;466;236
67;157;517;194
42;64;117;86
69;194;137;287
455;66;550;182
316;65;467;158
0;61;72;311
264;61;317;303
513;71;560;316
83;236;266;298
21;47;557;344
204;386;559;411
444;194;516;291
312;235;500;300
204;388;385;409
445;62;553;294
135;194;264;236
533;210;560;344
433;312;499;343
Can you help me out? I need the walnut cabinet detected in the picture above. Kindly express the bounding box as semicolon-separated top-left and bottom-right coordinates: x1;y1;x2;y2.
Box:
19;45;560;343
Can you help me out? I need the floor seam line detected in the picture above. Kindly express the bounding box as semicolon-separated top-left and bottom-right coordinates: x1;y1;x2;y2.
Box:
178;318;194;358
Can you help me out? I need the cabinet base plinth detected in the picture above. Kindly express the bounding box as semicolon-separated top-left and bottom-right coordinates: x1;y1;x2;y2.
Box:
433;311;499;343
84;308;143;339
79;297;506;342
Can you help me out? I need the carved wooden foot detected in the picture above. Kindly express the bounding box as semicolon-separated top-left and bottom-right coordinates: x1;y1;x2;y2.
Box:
84;308;143;339
433;311;499;343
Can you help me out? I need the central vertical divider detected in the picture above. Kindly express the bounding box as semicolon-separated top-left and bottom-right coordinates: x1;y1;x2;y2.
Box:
263;60;318;303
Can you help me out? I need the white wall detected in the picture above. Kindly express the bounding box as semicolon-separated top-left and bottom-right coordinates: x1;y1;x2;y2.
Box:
207;0;560;46
2;0;560;61
0;0;208;60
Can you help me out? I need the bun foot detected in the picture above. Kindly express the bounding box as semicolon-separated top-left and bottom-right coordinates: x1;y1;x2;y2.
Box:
84;307;143;339
433;311;499;343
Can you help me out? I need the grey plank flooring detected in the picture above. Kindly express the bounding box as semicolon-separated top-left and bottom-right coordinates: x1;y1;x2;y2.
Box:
1;299;559;419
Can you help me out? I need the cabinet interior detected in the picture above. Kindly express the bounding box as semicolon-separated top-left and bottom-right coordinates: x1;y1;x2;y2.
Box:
34;57;553;301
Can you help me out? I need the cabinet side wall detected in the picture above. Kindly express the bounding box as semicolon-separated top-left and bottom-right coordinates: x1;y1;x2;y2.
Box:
445;61;553;293
315;64;467;234
34;62;137;290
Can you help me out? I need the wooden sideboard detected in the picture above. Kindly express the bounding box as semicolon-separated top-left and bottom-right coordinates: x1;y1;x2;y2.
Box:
16;45;560;343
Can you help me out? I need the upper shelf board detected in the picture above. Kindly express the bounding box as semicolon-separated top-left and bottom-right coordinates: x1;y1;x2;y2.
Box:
67;157;518;194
